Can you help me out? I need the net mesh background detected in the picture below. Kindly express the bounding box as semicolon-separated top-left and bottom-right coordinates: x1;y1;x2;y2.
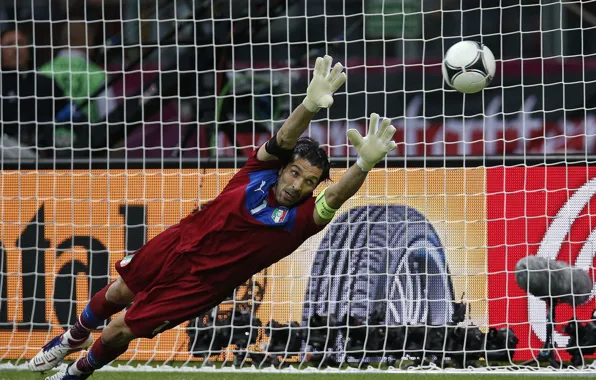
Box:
0;0;594;371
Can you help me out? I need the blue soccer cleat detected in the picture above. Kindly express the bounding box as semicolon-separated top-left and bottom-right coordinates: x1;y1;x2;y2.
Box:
44;363;92;380
29;333;93;372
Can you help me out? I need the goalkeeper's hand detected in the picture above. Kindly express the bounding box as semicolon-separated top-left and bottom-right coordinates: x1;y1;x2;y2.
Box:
302;55;347;113
347;113;397;172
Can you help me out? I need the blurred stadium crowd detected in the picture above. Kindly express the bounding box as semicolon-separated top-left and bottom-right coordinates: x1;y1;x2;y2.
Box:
0;0;594;160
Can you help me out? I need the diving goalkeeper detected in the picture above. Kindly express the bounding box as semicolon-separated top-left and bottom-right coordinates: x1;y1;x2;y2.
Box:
29;55;397;380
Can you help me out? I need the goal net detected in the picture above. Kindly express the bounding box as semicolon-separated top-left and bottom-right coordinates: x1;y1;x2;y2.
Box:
1;0;596;373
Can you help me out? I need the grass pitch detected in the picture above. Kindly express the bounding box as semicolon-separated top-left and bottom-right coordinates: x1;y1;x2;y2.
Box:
0;373;590;380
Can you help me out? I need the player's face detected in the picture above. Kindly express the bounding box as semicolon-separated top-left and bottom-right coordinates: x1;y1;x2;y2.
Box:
1;31;29;70
275;158;323;207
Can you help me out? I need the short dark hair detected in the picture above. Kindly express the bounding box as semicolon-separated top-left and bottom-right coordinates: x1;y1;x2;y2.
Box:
289;137;331;183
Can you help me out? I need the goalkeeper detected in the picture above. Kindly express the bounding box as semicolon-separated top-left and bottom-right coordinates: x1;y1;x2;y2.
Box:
30;55;397;380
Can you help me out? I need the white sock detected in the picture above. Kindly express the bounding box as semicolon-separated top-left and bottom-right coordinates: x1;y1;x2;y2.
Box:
68;360;85;376
61;329;87;346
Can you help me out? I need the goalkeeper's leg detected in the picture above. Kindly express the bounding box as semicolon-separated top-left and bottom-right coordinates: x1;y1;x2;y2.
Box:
47;253;225;379
45;311;135;380
28;278;135;372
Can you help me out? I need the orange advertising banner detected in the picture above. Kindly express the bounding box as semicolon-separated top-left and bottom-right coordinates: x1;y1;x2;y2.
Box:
0;168;486;362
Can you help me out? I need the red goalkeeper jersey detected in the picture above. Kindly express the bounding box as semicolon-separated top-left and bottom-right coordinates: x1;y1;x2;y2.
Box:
178;149;325;292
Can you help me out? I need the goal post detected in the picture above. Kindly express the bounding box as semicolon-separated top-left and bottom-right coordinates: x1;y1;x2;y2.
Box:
1;0;596;373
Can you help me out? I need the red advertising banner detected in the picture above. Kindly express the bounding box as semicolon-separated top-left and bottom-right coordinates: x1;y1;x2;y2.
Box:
214;117;596;159
488;167;596;361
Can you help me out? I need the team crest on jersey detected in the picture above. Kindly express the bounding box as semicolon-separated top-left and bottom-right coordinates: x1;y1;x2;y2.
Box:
271;207;288;223
120;254;135;267
246;170;297;231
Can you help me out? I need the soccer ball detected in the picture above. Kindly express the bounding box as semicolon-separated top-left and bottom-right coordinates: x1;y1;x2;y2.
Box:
442;41;496;94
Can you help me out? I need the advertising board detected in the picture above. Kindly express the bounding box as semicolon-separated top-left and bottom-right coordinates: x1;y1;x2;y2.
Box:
0;167;490;361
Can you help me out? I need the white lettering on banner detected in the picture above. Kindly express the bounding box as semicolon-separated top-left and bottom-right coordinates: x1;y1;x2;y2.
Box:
329;121;348;157
224;117;596;157
482;97;503;155
587;116;596;150
405;95;423;156
216;96;596;157
444;120;463;154
531;178;596;346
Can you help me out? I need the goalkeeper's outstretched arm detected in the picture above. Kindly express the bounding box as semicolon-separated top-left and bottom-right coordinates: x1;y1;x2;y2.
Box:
313;113;397;226
257;55;346;161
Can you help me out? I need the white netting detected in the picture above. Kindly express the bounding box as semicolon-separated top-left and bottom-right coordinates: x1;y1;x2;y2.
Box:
0;0;596;373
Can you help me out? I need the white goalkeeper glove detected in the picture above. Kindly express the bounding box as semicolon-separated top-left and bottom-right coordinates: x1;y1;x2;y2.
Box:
347;113;398;172
302;55;347;113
